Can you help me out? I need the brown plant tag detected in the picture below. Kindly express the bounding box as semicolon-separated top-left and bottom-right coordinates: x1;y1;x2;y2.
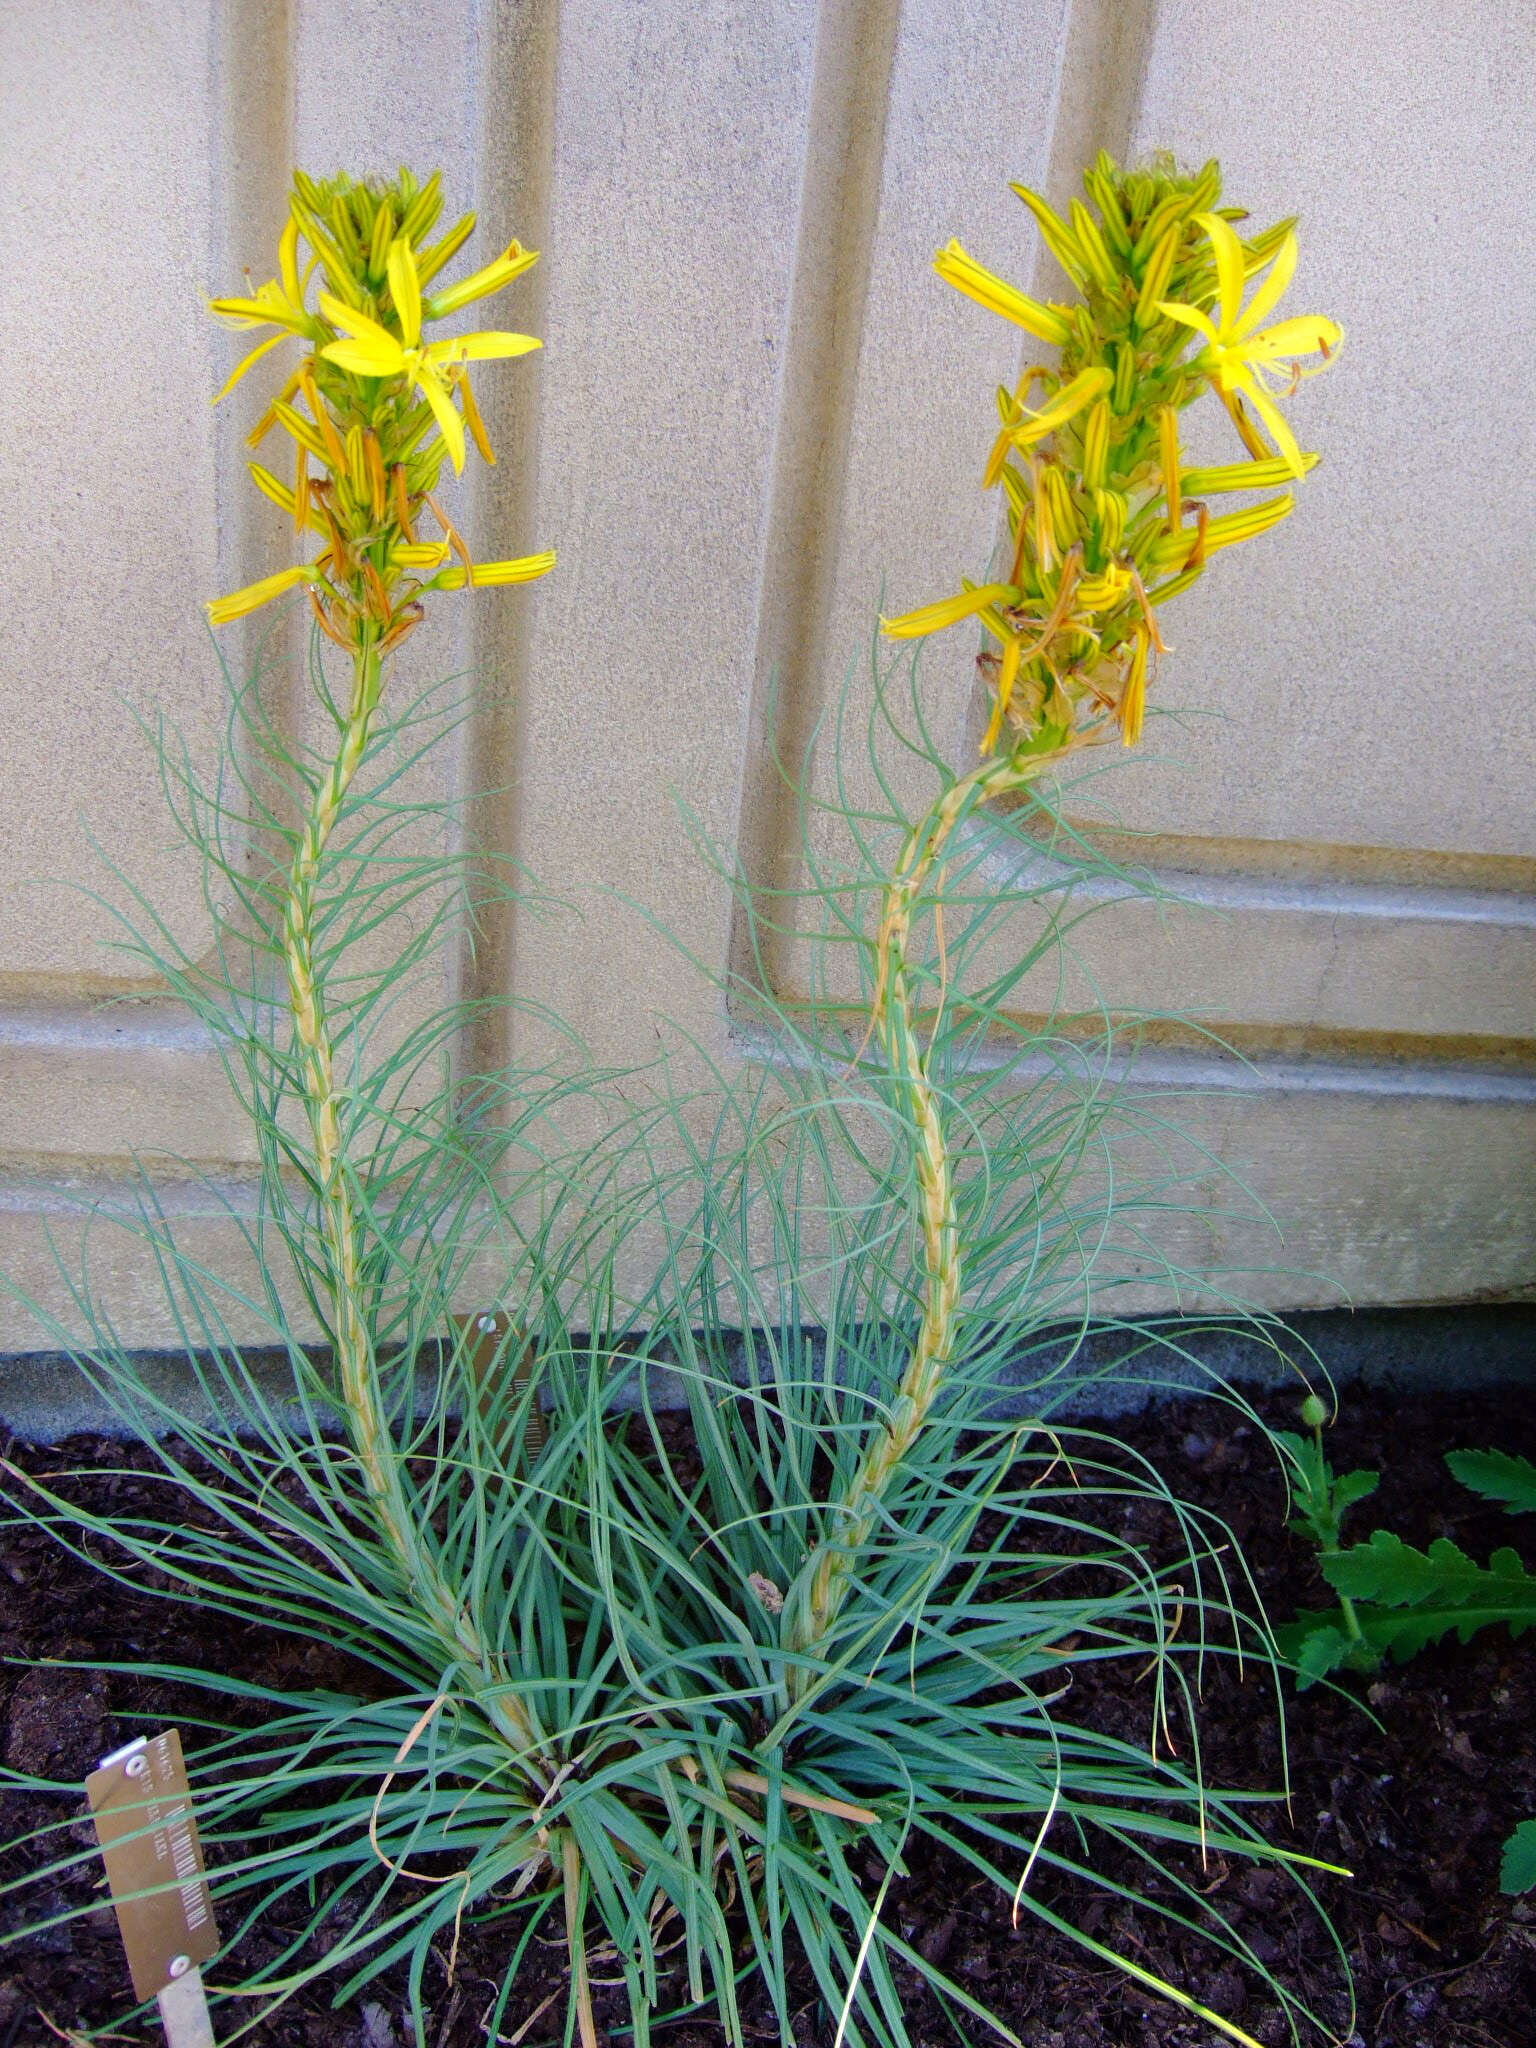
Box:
451;1309;545;1457
86;1730;218;2003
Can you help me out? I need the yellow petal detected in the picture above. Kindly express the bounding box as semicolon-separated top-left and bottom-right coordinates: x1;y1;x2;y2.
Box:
1010;184;1089;285
278;214;301;305
1009;365;1113;450
208;284;309;335
318;292;407;374
1232;229;1297;339
1195;211;1246;329
387;235;423;348
1156;299;1218;346
933;241;1071;345
1240;315;1344;363
211;330;288;405
426;330;543;365
1179;453;1319;494
1201;490;1295;552
881;583;1017;640
246;460;295;516
1120;629;1148;747
270;398;330;464
414;363;466;473
425;240;540;319
1133;224;1181;332
1239;383;1308;480
206;562;315;626
980;634;1022;755
466;549;558;586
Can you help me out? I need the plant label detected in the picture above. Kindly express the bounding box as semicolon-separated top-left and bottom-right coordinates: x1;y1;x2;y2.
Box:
86;1730;218;2006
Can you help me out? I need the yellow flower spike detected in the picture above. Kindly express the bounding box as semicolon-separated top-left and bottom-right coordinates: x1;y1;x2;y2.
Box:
1009;366;1113;452
980;633;1022;755
206;561;320;626
1120;627;1149;746
425;240;539;321
210;168;553;641
934;241;1072;346
1157;212;1342;478
885;156;1337;766
882;582;1018;640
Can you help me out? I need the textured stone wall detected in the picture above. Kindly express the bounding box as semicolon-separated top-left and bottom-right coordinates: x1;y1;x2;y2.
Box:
0;0;1531;1354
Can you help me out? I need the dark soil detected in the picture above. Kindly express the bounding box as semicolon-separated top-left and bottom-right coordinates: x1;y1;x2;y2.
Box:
3;1381;1534;2047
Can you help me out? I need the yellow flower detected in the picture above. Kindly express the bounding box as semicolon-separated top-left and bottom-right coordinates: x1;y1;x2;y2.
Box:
933;242;1071;345
208;218;314;401
437;550;557;589
1004;366;1113;455
1157;213;1341;478
319;237;540;473
881;583;1018;640
206;561;321;626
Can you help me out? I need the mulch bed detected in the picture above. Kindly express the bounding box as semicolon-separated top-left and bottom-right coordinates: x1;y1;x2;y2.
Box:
2;1380;1534;2047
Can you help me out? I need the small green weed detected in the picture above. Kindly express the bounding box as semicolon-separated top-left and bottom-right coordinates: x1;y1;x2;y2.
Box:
1276;1407;1536;1895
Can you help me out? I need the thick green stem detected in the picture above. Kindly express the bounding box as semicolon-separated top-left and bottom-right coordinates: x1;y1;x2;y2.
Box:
282;631;550;1788
787;752;1045;1669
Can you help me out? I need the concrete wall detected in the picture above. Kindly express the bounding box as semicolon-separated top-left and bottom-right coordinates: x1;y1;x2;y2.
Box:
0;0;1532;1357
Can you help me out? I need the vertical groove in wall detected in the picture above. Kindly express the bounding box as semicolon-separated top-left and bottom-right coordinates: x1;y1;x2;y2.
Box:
209;0;296;727
206;0;296;989
727;0;904;999
1031;0;1160;298
461;0;561;1078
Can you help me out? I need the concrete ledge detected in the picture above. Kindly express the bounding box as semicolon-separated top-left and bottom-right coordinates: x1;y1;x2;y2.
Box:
3;1306;1531;1444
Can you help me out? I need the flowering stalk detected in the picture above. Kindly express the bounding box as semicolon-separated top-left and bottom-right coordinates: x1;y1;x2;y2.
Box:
210;169;554;1783
788;153;1340;1667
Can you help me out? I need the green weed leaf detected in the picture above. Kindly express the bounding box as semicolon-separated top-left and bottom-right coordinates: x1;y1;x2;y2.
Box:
1446;1448;1536;1517
1500;1819;1536;1894
1322;1533;1536;1656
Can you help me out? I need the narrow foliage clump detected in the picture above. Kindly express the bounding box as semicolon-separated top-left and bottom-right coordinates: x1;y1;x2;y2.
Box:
2;155;1350;2048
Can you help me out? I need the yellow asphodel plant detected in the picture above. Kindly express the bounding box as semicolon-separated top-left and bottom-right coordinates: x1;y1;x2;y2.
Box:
785;152;1341;1668
207;169;557;1794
